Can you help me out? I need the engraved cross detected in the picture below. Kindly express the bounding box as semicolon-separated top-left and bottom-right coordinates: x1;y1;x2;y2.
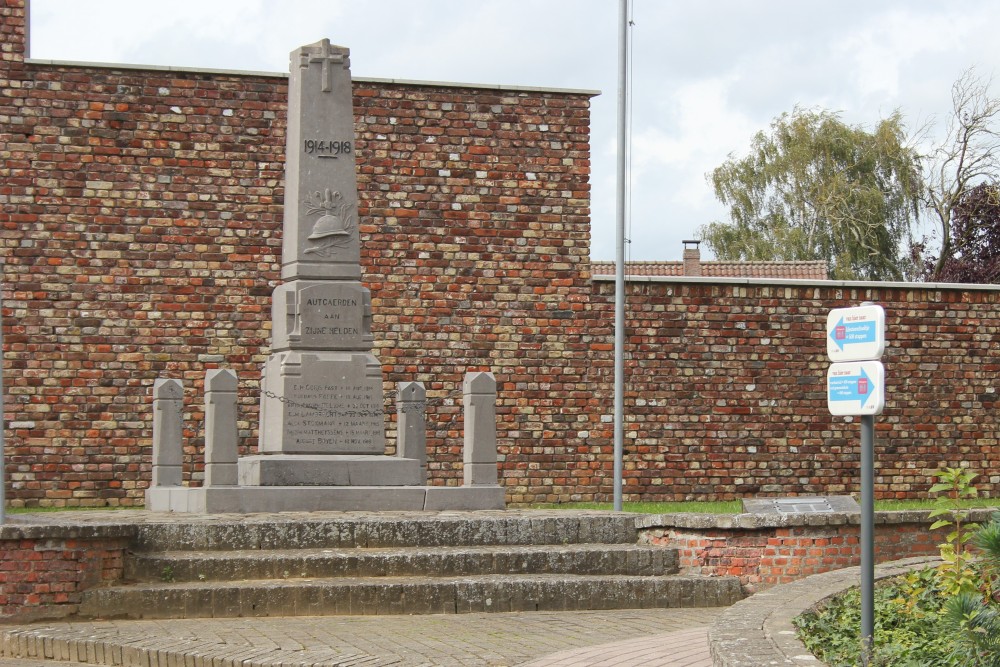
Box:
301;39;345;93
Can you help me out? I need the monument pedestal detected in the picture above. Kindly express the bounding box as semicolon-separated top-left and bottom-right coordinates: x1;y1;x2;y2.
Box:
147;485;506;514
258;350;384;456
238;454;424;486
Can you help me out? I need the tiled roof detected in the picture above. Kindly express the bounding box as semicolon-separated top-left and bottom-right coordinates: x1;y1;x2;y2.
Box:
590;260;829;280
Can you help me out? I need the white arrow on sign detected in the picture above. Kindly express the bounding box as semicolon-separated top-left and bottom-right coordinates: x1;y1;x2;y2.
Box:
826;304;885;362
827;361;885;416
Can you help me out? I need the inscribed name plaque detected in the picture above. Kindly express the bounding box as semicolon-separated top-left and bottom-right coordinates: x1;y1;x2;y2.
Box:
270;281;372;351
742;496;861;514
259;351;383;455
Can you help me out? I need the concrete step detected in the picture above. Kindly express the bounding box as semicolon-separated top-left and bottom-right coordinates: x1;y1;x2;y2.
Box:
125;543;680;582
129;514;639;551
78;573;743;619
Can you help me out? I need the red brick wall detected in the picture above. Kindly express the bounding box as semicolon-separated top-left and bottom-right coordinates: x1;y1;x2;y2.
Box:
602;283;1000;499
597;280;1000;502
0;0;24;66
2;0;1000;508
0;535;128;619
641;511;949;594
1;0;599;506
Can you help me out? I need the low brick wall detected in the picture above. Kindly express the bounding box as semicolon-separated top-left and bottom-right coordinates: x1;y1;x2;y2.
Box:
0;508;988;621
637;509;980;594
0;521;133;621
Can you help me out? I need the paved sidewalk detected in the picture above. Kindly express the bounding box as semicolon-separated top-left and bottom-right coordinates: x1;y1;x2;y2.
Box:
1;608;721;667
520;627;712;667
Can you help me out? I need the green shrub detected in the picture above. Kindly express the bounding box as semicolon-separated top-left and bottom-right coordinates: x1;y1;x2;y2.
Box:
795;573;957;667
929;467;981;596
795;475;1000;666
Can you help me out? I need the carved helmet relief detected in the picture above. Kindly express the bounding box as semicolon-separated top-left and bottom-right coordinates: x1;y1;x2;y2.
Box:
304;188;355;256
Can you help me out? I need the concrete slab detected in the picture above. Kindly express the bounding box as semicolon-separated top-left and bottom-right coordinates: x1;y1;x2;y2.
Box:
145;485;506;513
424;486;505;511
237;454;424;486
742;495;860;514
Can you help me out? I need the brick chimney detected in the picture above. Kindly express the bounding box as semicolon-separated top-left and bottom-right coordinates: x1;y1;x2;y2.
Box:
682;240;701;276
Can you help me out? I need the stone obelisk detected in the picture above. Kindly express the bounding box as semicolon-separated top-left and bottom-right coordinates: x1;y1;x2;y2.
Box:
241;40;419;486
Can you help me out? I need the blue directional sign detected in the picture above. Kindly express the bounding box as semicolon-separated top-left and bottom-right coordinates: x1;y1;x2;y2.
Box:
826;305;885;362
827;361;884;416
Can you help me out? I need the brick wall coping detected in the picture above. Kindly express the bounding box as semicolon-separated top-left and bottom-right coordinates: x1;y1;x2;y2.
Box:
0;508;636;543
0;515;138;541
635;508;997;531
708;555;939;667
22;58;601;97
590;273;1000;292
6;508;995;540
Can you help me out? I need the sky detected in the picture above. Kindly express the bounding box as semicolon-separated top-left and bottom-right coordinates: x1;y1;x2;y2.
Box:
26;0;1000;261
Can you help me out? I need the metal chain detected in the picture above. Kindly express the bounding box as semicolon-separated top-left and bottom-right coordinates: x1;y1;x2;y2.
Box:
184;386;466;438
255;386;465;426
260;389;383;418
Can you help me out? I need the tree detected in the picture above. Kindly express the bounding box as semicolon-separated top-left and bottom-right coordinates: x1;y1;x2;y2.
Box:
700;107;923;281
919;182;1000;283
921;69;1000;281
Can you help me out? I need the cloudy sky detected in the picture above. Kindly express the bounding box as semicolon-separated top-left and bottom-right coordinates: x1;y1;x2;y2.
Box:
27;0;1000;261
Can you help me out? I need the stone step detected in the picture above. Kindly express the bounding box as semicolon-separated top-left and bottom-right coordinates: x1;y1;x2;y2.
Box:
125;543;680;582
129;513;639;551
78;573;743;619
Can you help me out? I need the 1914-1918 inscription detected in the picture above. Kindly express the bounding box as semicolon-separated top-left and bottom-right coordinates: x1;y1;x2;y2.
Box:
304;139;352;157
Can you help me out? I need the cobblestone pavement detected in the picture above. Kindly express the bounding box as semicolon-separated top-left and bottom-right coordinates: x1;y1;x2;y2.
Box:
1;608;722;667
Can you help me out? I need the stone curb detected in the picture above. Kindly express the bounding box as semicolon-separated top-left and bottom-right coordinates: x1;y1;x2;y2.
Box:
635;508;998;531
1;509;638;544
708;555;941;666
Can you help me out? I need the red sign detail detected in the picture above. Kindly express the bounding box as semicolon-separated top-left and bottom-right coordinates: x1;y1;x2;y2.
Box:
835;325;846;340
857;378;868;394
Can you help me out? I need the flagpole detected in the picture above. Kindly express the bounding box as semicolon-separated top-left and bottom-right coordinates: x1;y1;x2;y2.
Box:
613;0;628;512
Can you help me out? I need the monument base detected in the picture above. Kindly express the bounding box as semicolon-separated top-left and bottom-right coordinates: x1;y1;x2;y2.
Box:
145;485;506;513
258;350;384;456
238;454;423;486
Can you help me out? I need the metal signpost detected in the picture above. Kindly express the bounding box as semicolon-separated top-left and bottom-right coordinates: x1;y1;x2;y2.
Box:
826;303;885;667
827;361;884;416
827;303;885;362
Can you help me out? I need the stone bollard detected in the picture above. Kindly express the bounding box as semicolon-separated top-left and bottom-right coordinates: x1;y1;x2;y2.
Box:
463;371;498;486
151;378;184;487
204;369;239;486
396;381;427;483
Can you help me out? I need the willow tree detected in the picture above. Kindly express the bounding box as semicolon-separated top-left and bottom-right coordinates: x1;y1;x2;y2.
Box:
700;108;923;280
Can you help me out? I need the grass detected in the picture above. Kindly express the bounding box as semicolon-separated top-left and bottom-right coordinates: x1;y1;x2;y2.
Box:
4;505;135;514
875;497;1000;511
530;500;742;514
7;497;1000;516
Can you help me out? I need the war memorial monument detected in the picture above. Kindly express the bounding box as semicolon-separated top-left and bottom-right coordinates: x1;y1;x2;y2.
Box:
145;40;504;513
